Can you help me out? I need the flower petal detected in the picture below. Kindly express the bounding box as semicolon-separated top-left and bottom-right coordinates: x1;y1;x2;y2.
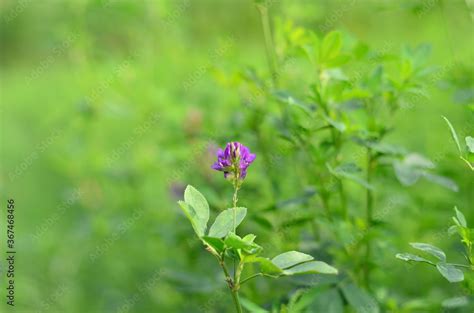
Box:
246;153;256;163
211;162;222;170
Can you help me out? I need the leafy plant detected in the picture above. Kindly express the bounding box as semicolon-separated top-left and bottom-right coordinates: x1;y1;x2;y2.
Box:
396;207;473;283
178;142;337;312
234;17;458;295
442;115;474;170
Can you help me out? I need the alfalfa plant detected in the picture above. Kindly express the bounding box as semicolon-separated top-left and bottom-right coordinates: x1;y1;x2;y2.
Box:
396;207;473;283
396;115;473;285
177;142;338;313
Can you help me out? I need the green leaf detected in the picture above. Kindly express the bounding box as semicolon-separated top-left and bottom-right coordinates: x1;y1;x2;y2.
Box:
442;296;469;308
243;233;256;243
395;253;434;265
393;161;422;186
272;90;314;114
436;263;464;283
201;236;225;254
286;289;307;312
283;261;338;275
208;207;247;238
224;232;248;249
325;53;351;68
320;31;342;63
240;297;269;313
302;34;320;64
454;206;467;227
466;136;474;153
327;163;374;190
322;68;348;81
392;153;458;191
271;251;314;269
184;185;209;235
308;288;344;313
400;58;413;80
341;283;379;313
224;233;262;255
393;153;433;186
409;242;446;262
322;115;346;132
254;257;283;275
448;225;459;236
251;215;273;230
421;172;458;192
402;153;435;168
362;140;406;156
178;201;205;237
442;116;462;155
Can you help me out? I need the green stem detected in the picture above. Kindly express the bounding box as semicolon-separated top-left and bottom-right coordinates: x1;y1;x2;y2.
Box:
465;241;473;265
232;182;240;232
256;2;278;88
240;273;263;285
364;148;373;288
338;179;348;220
230;289;243;313
449;263;472;269
218;258;243;313
253;119;280;198
231;182;240;296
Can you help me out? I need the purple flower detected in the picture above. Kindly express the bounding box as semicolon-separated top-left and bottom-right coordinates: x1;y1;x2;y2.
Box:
212;142;256;180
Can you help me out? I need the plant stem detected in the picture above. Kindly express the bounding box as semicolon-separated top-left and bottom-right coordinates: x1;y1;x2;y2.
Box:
219;258;243;313
338;179;348;220
230;289;243;313
364;148;373;289
256;2;278;88
465;240;472;265
232;182;240;232
450;263;472;269
231;181;241;296
240;273;263;285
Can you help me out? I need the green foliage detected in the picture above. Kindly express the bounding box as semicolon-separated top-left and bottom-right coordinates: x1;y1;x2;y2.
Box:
209;207;247;238
396;207;473;283
178;185;337;312
410;243;446;262
449;207;473;265
2;0;472;312
271;251;313;269
436;263;464;283
442;115;463;155
282;261;338;275
182;185;210;236
341;283;379;313
442;116;474;170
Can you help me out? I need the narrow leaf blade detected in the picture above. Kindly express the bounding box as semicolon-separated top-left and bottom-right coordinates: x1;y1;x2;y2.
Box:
442;116;462;155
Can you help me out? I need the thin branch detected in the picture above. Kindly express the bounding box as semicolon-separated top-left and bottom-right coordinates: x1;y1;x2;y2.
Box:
240;273;263;285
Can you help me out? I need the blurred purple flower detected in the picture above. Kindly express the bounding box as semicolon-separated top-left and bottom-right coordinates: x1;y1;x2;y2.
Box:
211;142;256;180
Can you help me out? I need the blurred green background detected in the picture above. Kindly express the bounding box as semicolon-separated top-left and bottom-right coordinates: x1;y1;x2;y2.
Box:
0;0;473;312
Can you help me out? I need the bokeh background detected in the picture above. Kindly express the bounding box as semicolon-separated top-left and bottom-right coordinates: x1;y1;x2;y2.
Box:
0;0;473;312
